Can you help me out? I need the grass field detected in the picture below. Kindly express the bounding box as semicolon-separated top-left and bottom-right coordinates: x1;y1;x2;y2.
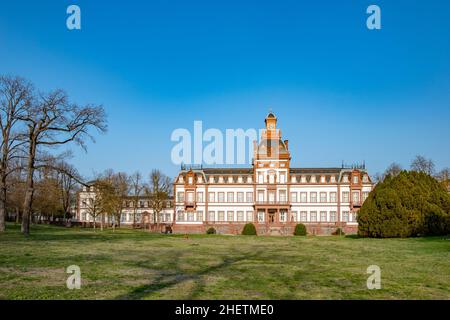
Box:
0;223;449;299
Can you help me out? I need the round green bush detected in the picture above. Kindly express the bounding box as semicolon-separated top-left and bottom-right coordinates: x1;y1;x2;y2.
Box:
241;223;257;235
332;228;345;236
358;171;450;237
294;223;307;236
206;227;216;234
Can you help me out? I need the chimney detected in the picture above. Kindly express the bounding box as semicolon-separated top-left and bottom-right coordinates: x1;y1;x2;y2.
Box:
284;139;289;150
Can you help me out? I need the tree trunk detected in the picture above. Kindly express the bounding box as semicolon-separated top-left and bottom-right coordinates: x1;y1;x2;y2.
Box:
15;207;20;223
21;138;36;235
0;184;6;232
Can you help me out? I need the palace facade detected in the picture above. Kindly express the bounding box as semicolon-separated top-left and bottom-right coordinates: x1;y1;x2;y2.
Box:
172;112;373;235
76;112;373;235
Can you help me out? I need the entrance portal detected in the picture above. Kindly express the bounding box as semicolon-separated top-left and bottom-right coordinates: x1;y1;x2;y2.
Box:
268;210;276;223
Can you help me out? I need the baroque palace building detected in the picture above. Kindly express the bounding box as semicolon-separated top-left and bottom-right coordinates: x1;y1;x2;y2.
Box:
77;112;373;235
172;112;373;235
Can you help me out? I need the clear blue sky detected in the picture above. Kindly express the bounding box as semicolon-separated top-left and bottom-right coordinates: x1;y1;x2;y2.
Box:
1;0;449;179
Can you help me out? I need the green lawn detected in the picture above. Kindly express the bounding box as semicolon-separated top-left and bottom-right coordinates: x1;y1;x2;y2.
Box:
0;223;449;299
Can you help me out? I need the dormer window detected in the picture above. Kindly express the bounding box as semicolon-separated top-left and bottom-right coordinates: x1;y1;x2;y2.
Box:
188;176;193;184
179;176;184;183
331;176;336;183
343;175;349;183
353;176;359;184
362;175;369;183
238;176;243;183
197;176;203;183
320;176;326;183
291;176;297;183
311;176;316;183
218;176;224;183
228;176;233;183
209;176;214;183
301;176;307;183
247;176;253;183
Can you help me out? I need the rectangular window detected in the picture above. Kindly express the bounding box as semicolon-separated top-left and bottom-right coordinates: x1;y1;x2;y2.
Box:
177;192;184;202
258;190;264;202
227;211;233;222
300;192;307;203
330;211;337;222
237;211;244;222
291;192;297;203
227;192;234;203
218;211;225;222
280;173;286;183
186;192;194;203
290;211;297;222
279;190;287;202
197;192;203;203
246;211;253;222
300;211;307;222
280;211;286;222
218;192;225;202
310;192;317;203
208;192;215;202
237;192;244;203
187;212;195;222
310;211;317;222
352;191;360;204
362;192;369;202
342;192;349;202
320;192;327;203
177;211;184;221
257;211;265;222
269;174;275;184
342;211;349;222
330;192;337;203
246;192;253;203
208;211;215;222
320;211;327;222
196;211;203;222
258;173;264;183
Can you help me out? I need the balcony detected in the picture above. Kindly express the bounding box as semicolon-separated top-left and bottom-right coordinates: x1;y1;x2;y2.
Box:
255;200;290;207
184;201;196;209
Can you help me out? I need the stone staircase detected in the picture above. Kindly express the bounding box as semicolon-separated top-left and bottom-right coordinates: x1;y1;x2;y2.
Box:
268;227;283;236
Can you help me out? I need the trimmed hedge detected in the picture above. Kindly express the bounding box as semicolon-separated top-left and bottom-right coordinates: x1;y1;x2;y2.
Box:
242;223;257;235
294;223;307;236
206;227;216;234
358;171;450;237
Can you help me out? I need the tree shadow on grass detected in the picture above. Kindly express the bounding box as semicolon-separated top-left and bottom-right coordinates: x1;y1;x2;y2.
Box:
114;250;263;300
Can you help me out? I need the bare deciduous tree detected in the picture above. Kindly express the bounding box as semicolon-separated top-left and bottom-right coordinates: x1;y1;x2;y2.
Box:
130;171;143;228
146;169;171;229
384;162;403;178
19;89;107;235
0;76;32;232
411;155;435;175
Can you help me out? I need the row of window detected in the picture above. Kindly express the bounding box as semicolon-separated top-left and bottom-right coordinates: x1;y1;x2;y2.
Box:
79;212;172;222
180;173;369;185
175;210;357;223
176;210;253;222
177;191;370;203
277;211;356;223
